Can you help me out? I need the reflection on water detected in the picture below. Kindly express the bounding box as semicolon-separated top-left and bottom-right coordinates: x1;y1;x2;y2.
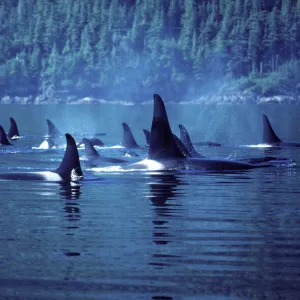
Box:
149;172;184;246
59;183;82;258
0;133;300;299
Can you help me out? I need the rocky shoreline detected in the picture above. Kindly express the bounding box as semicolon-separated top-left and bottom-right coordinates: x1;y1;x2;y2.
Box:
1;93;300;105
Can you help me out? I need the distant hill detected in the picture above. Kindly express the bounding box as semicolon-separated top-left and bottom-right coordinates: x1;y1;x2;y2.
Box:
1;0;300;103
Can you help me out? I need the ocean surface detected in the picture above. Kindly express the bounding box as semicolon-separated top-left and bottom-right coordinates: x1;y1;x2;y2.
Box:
0;103;300;300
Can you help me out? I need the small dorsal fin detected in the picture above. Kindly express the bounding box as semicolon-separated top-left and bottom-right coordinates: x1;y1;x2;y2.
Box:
82;138;100;157
143;129;150;145
148;94;184;159
173;134;191;157
8;117;20;138
56;134;83;181
0;125;12;145
178;124;203;158
88;138;104;147
262;114;282;144
46;119;61;137
122;122;139;148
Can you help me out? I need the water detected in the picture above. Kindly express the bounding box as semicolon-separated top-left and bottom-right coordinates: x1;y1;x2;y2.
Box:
0;103;300;300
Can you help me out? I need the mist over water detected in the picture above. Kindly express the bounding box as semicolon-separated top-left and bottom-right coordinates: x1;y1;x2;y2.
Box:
0;102;300;299
1;102;300;145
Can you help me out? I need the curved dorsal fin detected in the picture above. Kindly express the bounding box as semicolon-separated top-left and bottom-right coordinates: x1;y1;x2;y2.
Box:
178;124;203;158
46;119;61;137
262;114;282;144
82;138;100;157
0;125;12;145
56;134;83;181
173;133;191;157
8;117;20;138
143;129;150;145
148;94;184;159
122;122;139;148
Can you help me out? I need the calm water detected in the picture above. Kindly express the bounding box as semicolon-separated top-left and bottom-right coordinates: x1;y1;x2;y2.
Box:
0;103;300;300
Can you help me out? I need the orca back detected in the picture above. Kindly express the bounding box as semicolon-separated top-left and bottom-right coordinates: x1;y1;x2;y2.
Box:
178;124;203;158
0;125;12;145
122;122;139;148
143;129;150;145
148;94;184;160
82;138;100;157
8;117;20;138
46;119;61;137
56;134;83;181
262;114;282;144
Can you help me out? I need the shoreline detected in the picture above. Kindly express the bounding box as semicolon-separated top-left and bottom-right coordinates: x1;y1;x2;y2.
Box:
1;94;300;105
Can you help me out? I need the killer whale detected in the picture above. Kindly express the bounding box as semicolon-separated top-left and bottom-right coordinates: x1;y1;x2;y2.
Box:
0;125;12;145
78;138;104;148
46;119;62;138
37;119;63;149
179;123;289;165
82;138;127;164
121;122;140;149
262;114;300;147
7;117;20;139
178;124;203;158
127;94;288;171
0;134;83;182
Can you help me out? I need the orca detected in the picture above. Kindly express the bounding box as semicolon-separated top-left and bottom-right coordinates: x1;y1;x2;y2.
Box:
178;124;203;158
0;125;12;145
126;94;288;171
179;123;289;165
0;134;83;182
143;129;150;146
121;122;140;148
82;138;127;164
77;138;104;148
46;119;62;138
37;137;57;149
7;117;20;139
193;141;221;147
262;114;300;147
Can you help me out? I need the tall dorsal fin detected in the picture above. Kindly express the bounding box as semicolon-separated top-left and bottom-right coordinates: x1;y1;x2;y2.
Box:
82;138;100;157
178;124;203;158
56;134;83;182
46;119;61;137
122;122;139;148
143;129;150;145
148;94;184;159
8;117;20;138
0;125;12;145
262;114;282;144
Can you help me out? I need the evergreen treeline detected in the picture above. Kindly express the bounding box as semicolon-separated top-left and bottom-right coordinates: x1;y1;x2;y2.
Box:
1;0;300;103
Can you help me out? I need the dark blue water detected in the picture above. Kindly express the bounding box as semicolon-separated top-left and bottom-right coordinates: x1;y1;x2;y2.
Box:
0;104;300;300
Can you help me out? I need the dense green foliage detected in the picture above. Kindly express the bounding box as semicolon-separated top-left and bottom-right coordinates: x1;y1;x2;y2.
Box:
1;0;300;102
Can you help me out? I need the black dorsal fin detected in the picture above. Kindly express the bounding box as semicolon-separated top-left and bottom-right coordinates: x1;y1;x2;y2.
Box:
82;138;100;157
262;114;282;144
122;122;139;148
0;125;12;145
143;129;150;145
173;134;191;157
178;124;203;158
46;119;61;137
148;94;184;159
8;117;20;138
56;134;83;181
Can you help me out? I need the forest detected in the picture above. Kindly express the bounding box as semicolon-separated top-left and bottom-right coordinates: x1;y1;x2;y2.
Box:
1;0;300;103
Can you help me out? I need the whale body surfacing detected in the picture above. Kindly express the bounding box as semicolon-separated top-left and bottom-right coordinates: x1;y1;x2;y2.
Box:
0;134;83;182
127;94;285;171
